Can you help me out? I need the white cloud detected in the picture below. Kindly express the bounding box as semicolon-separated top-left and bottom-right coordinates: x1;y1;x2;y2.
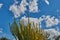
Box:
29;0;39;12
9;0;28;18
9;4;20;18
9;0;39;18
18;0;28;13
45;0;49;5
0;3;3;8
45;15;59;27
44;28;60;40
44;29;60;36
35;15;59;28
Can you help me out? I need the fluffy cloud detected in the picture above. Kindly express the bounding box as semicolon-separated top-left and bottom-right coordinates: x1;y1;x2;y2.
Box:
29;0;39;12
0;3;3;8
45;0;49;5
44;29;60;36
44;28;60;40
40;15;60;27
45;15;59;27
9;0;28;18
9;0;39;18
9;4;20;18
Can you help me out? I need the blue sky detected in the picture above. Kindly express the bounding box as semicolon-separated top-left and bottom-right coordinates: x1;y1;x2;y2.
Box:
0;0;60;40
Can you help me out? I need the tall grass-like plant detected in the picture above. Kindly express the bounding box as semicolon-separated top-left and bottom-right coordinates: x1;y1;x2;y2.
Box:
10;18;49;40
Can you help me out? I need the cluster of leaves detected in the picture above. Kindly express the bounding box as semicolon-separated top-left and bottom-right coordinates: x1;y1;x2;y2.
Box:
10;18;49;40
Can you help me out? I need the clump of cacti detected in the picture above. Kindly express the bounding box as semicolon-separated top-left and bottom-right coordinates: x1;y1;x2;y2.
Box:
10;18;49;40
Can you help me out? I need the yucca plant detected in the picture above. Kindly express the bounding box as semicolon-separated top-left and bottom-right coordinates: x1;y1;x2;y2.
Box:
10;17;48;40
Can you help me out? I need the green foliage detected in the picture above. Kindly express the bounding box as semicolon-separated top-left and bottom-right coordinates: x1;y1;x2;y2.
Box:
10;18;48;40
